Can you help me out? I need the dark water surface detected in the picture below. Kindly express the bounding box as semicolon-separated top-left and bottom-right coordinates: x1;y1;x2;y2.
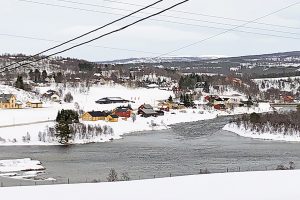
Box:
1;116;300;186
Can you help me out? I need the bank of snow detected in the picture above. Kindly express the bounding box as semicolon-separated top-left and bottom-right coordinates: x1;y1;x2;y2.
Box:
0;158;55;181
1;170;300;200
223;123;300;142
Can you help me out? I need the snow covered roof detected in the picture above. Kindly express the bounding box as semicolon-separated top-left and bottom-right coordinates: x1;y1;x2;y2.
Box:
140;108;157;115
87;111;109;117
0;94;15;103
27;100;42;104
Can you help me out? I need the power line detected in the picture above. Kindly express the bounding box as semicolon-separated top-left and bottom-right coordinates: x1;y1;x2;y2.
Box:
6;0;163;69
154;1;300;58
16;0;300;37
1;0;189;73
103;0;300;30
51;0;300;36
0;33;169;55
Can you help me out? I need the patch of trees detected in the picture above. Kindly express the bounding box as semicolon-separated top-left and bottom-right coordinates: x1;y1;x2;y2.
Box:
276;161;295;170
78;62;96;71
38;122;114;144
56;109;79;124
179;74;210;92
180;93;194;107
233;111;300;136
107;168;130;182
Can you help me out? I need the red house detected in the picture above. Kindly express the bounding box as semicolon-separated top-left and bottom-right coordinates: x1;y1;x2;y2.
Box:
113;106;132;118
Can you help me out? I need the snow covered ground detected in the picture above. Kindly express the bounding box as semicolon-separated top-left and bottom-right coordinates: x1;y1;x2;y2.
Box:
1;170;300;200
253;76;300;93
223;123;300;142
0;158;54;181
0;84;272;146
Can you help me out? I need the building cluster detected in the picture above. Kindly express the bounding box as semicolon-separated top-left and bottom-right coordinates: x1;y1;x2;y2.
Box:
0;94;43;109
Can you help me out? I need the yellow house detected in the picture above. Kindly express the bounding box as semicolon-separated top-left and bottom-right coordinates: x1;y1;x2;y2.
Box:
0;94;19;109
26;100;43;108
81;111;108;121
106;114;119;122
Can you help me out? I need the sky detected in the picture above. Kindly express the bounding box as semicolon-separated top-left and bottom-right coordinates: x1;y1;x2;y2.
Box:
0;0;300;61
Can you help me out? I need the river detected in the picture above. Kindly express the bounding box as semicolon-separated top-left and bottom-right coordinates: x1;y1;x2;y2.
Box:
1;116;300;186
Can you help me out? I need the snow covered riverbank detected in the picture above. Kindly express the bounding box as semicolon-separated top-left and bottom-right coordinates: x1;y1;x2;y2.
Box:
1;170;300;200
223;123;300;142
0;158;54;181
0;84;273;146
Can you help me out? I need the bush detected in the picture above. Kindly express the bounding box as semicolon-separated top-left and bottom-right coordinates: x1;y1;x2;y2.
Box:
107;168;118;182
64;92;74;103
249;112;261;123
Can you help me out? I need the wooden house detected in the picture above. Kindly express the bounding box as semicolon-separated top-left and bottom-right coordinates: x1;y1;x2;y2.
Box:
81;111;109;121
106;114;119;122
138;104;153;115
113;106;132;118
139;109;158;118
26;100;43;108
95;97;130;104
0;94;20;109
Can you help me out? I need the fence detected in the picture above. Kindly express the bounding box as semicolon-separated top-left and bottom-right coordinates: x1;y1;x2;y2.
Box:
0;165;284;188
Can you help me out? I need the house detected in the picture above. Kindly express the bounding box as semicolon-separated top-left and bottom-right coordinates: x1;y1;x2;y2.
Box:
95;97;130;104
283;96;294;103
138;104;153;114
106;114;119;122
113;106;133;118
81;111;109;121
214;104;226;110
26;100;43;108
139;109;158;118
42;90;61;102
0;94;20;109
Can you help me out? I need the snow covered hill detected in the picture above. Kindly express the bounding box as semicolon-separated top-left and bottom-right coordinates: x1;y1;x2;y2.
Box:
99;55;226;64
1;170;300;200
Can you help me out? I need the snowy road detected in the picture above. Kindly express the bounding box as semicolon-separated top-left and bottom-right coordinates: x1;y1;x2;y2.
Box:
0;120;54;128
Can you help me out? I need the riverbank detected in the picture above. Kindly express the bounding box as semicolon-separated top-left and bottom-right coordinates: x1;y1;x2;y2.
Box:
1;170;300;200
0;102;272;145
223;123;300;142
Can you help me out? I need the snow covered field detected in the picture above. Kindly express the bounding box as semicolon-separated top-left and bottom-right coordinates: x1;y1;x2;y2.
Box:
223;123;300;142
1;170;300;200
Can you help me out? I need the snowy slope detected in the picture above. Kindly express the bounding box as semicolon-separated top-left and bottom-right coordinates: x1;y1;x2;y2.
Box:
253;76;300;93
1;170;300;200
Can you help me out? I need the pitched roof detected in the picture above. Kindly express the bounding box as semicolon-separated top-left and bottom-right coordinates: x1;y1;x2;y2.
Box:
139;104;153;109
0;94;15;103
140;109;157;115
87;111;109;117
115;107;131;112
109;114;119;118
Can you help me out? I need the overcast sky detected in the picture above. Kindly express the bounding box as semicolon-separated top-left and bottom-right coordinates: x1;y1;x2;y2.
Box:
1;0;300;61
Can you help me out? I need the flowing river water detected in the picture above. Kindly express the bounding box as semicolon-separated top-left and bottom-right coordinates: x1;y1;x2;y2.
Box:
1;116;300;186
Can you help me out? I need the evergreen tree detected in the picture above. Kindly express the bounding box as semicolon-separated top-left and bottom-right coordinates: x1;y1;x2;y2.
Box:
34;69;41;82
15;75;25;90
168;95;173;103
55;121;72;144
28;69;34;80
55;72;64;83
42;70;48;81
